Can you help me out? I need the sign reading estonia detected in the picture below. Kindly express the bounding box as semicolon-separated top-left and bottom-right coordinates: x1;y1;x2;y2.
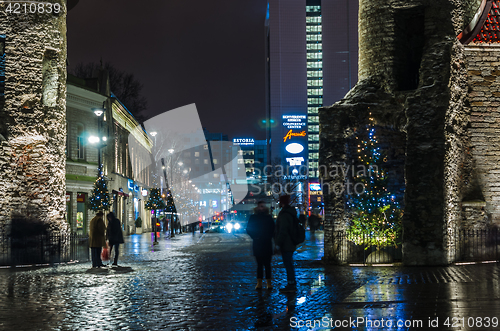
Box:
233;138;255;146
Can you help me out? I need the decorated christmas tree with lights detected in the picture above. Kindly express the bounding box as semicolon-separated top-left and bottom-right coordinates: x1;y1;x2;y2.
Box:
88;166;111;211
346;116;403;248
145;188;166;215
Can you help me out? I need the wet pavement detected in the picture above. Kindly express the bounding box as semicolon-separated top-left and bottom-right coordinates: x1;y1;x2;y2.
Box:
0;230;500;330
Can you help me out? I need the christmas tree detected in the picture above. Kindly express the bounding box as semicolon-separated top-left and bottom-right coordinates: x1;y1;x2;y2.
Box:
346;116;402;248
88;166;111;211
145;188;166;215
165;190;176;214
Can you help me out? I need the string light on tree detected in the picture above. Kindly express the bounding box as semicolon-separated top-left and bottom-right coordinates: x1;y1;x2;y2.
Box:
347;114;403;248
88;165;111;212
145;188;166;217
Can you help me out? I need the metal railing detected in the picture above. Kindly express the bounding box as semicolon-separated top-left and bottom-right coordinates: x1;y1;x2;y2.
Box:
0;233;89;266
453;228;500;262
331;230;402;265
330;228;500;264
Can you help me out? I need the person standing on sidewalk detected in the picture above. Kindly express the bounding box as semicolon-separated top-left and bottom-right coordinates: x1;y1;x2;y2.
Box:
275;195;297;292
106;212;124;266
246;201;275;290
89;211;107;268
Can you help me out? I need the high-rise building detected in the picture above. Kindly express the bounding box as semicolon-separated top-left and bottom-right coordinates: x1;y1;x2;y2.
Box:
266;0;358;180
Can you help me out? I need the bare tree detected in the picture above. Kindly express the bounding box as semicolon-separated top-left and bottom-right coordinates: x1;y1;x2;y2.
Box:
72;62;147;122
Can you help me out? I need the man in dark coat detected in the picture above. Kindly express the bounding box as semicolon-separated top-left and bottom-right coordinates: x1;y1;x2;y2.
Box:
89;211;107;268
275;195;297;292
246;201;275;290
106;212;124;266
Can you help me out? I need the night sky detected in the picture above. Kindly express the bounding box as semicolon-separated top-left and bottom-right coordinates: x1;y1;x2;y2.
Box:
67;0;269;140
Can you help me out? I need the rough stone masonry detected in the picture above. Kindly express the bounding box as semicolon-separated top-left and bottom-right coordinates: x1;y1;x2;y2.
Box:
0;1;68;236
319;0;482;265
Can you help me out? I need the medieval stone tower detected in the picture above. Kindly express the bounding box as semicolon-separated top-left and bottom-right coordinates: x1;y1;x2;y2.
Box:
0;0;74;235
319;0;495;265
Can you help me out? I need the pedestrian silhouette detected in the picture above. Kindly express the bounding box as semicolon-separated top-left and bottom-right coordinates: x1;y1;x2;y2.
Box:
89;211;107;268
106;212;124;266
246;201;275;290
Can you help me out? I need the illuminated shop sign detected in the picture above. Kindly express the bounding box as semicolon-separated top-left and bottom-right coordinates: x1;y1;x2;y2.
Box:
128;179;134;191
142;189;148;197
283;129;306;142
286;157;305;166
282;114;307;129
212;200;218;208
309;183;321;191
285;143;304;154
283;175;308;180
233;138;255;146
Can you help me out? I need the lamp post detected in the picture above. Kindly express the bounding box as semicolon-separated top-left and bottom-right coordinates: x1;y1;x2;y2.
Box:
92;108;104;169
149;131;159;244
168;148;175;237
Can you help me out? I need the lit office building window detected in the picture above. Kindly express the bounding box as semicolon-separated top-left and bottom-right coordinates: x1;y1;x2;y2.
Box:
306;4;322;179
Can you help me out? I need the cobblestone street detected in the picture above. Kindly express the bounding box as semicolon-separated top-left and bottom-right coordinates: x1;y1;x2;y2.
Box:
1;231;500;330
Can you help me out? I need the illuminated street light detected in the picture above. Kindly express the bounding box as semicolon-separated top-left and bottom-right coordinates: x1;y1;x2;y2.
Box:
93;108;104;117
150;131;157;137
88;136;100;144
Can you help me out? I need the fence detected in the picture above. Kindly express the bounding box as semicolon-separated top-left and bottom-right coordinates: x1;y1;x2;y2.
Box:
453;228;500;262
330;228;500;264
331;230;402;265
0;233;89;266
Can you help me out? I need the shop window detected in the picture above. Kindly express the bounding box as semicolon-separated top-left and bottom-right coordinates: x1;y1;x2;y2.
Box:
76;123;85;160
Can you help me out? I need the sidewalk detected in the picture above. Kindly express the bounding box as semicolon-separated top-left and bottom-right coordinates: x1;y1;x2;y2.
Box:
0;230;499;330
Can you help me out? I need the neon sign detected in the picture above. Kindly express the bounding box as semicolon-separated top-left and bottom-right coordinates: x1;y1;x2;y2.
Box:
233;138;255;146
282;114;307;129
309;183;321;191
283;129;306;142
285;143;304;154
286;157;305;166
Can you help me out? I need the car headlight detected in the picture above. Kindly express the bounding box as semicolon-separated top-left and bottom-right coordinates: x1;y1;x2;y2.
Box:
234;223;241;230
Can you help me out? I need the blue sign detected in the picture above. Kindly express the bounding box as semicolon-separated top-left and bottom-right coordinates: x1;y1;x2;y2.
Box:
127;179;134;191
212;200;218;208
310;183;321;191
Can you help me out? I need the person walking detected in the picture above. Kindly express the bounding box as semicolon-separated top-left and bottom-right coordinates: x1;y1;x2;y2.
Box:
275;195;297;292
89;211;107;268
246;201;275;290
106;212;124;266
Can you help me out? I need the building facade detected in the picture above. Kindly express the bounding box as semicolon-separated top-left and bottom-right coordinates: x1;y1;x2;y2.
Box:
266;0;358;210
65;74;153;235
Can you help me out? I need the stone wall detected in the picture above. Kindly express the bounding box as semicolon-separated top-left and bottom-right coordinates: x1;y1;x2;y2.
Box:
0;1;68;235
320;0;477;265
465;46;500;226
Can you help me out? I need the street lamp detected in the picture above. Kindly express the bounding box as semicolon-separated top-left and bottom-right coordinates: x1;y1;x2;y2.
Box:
168;148;175;237
92;107;105;169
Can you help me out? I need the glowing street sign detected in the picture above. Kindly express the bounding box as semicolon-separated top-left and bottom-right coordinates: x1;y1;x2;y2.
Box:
285;143;304;154
286;157;305;166
282;114;307;129
233;138;255;146
309;183;321;191
283;129;306;142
